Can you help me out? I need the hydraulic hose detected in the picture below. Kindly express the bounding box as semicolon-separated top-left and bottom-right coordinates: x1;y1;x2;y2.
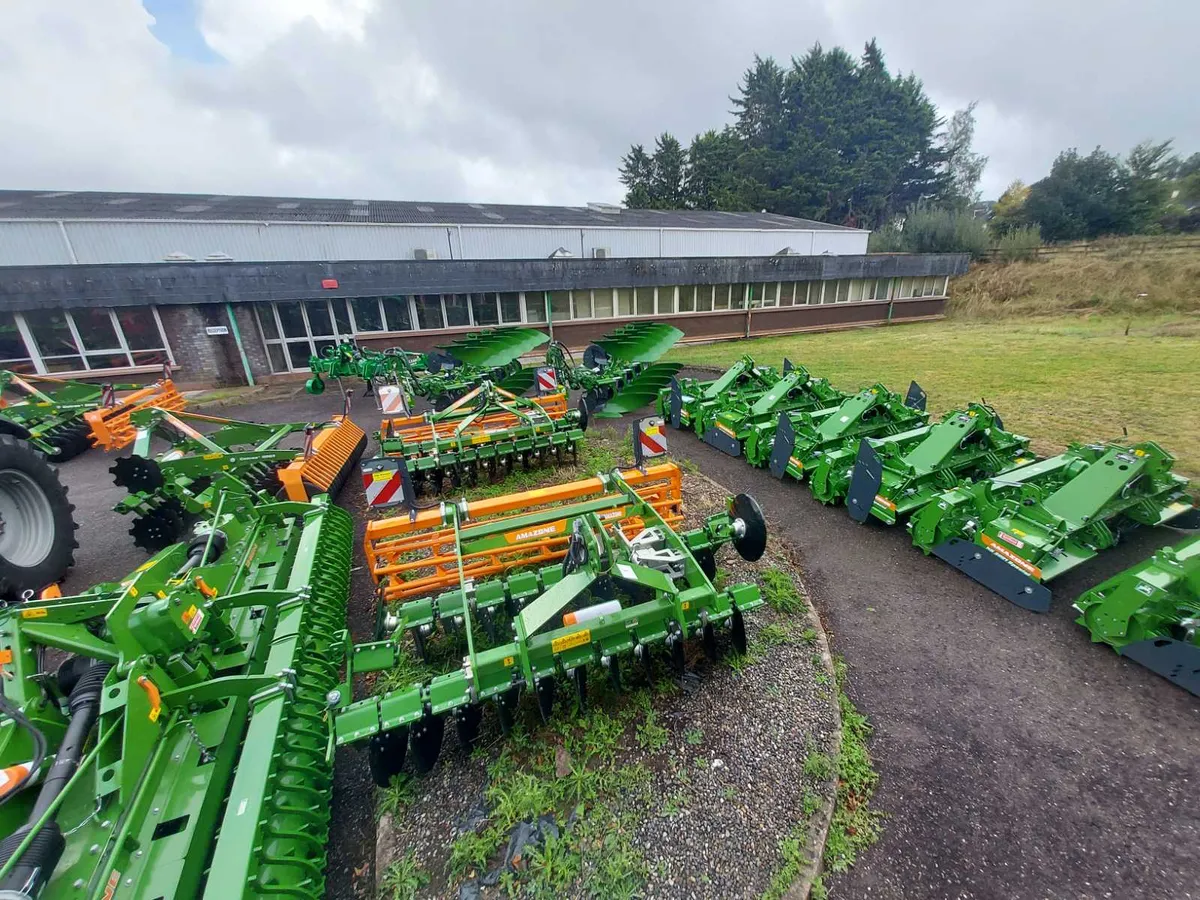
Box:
0;662;112;898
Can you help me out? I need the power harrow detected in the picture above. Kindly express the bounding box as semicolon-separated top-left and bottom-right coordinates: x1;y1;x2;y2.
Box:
809;403;1034;523
547;323;683;417
699;362;848;461
1074;535;1200;696
0;489;354;900
0;370;185;460
110;408;366;550
343;462;767;779
659;356;798;436
910;441;1199;611
368;382;587;503
766;383;929;479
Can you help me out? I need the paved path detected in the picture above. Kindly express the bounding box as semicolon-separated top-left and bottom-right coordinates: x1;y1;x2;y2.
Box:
657;422;1198;900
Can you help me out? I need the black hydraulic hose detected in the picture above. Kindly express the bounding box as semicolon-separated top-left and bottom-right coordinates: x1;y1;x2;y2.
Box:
0;662;112;897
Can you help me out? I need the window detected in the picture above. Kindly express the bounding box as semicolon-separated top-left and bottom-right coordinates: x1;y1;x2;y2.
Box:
276;302;307;339
678;286;696;313
352;297;384;332
499;293;523;324
713;285;731;311
415;295;444;330
847;280;865;303
549;291;572;322
779;283;796;307
635;287;654;316
696;285;714;312
523;292;546;323
256;299;354;374
382;297;413;331
572;290;593;319
304;300;335;336
656;286;675;315
760;283;779;308
444;295;470;327
592;288;614;319
867;279;890;301
471;293;499;326
898;278;914;299
731;285;748;309
616;288;634;317
6;308;172;375
332;300;353;336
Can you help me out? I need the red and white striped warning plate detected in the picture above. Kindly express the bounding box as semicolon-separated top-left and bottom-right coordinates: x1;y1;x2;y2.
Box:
361;458;405;507
536;366;557;394
637;416;667;458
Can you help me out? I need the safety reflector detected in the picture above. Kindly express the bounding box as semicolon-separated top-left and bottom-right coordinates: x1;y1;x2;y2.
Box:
362;456;409;508
378;384;409;416
633;415;668;466
536;366;558;395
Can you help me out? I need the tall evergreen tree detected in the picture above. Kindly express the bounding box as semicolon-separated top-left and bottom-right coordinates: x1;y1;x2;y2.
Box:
618;144;654;208
649;133;687;209
943;102;988;207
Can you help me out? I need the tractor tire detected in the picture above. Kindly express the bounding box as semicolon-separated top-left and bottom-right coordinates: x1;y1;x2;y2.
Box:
0;435;78;601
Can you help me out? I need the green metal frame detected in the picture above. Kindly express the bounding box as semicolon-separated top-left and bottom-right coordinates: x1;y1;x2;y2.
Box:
0;370;129;457
547;324;684;418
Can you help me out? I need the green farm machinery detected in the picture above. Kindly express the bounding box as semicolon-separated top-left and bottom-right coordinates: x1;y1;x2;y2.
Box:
0;490;353;899
910;441;1199;611
659;356;800;437
700;361;848;461
809;403;1034;523
547;323;683;417
305;343;422;397
1074;535;1200;696
367;382;586;504
0;370;186;460
767;383;929;479
349;461;767;778
110;408;367;551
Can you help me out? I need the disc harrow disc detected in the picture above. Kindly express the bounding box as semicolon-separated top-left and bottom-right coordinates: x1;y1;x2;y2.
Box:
731;493;767;561
111;455;165;493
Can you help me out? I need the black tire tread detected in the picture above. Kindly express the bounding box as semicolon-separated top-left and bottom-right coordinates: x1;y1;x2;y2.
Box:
0;435;78;601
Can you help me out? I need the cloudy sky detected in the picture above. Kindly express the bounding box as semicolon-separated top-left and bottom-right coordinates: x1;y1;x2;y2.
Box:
1;0;1196;206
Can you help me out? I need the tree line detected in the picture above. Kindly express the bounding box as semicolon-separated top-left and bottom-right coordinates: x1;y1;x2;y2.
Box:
617;40;1199;250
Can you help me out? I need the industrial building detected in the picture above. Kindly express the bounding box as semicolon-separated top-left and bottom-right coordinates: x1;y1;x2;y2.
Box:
0;190;967;387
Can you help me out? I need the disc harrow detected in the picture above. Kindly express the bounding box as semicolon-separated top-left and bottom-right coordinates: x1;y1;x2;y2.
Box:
0;489;353;900
111;408;366;551
910;441;1199;611
809;402;1034;523
1073;535;1200;696
766;382;929;478
336;463;767;779
0;370;184;460
371;382;587;500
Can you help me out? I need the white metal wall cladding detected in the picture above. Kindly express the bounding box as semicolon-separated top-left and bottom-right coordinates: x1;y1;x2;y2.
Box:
0;219;869;265
0;222;75;265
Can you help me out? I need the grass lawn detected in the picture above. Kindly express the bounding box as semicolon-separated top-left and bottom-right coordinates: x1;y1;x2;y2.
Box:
666;315;1200;478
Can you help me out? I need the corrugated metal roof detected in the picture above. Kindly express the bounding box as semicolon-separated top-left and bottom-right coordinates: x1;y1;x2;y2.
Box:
0;190;862;232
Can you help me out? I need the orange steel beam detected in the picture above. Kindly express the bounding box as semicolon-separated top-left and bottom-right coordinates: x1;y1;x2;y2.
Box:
85;380;187;451
379;392;568;439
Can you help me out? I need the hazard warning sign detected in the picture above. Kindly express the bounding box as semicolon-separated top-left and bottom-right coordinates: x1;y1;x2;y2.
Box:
535;366;558;395
633;416;668;466
361;457;408;507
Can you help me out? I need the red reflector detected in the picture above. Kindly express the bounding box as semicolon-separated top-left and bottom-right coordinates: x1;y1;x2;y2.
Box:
321;278;339;289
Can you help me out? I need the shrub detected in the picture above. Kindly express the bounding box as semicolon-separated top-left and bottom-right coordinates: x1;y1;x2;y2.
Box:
994;225;1042;262
869;204;990;259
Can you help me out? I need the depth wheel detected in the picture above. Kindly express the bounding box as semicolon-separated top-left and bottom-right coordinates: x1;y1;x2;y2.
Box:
0;436;78;600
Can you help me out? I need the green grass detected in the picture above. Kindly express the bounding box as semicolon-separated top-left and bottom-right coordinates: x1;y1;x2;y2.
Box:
761;568;806;614
378;850;430;900
667;316;1200;477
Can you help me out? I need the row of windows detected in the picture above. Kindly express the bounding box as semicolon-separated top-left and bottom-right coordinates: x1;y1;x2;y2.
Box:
254;277;949;373
0;308;173;375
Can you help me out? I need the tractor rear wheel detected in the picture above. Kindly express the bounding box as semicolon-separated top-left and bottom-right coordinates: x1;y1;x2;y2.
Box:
0;435;78;600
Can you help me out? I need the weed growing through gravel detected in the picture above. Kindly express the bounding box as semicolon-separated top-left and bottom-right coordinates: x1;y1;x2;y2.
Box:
761;567;806;614
636;709;669;751
803;750;833;781
375;774;416;822
378;850;430;900
685;728;705;746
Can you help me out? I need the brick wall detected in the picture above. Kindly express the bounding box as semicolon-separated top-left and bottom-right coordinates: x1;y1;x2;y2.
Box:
158;303;273;388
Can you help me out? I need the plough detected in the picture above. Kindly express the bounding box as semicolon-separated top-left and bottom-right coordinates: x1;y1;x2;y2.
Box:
110;408;366;550
0;370;185;460
1074;535;1200;696
700;361;847;461
0;490;353;900
341;462;767;779
910;441;1199;611
547;323;683;417
808;403;1034;523
370;382;586;501
767;383;929;478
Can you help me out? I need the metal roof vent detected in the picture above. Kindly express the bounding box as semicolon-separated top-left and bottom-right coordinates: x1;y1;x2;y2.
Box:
176;204;211;213
163;251;195;262
586;202;621;214
348;208;368;216
276;202;300;209
775;247;797;256
35;191;74;199
416;205;435;213
204;252;234;262
107;198;139;205
548;247;574;259
482;211;504;220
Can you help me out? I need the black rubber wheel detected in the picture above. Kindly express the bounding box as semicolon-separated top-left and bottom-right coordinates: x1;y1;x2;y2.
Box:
0;435;78;601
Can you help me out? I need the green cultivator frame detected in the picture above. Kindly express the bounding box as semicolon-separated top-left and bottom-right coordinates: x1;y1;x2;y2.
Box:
547;323;684;417
809;403;1034;523
702;361;848;462
110;408;367;550
910;441;1199;611
340;462;767;779
0;491;353;899
1074;535;1200;696
660;356;797;437
768;382;929;479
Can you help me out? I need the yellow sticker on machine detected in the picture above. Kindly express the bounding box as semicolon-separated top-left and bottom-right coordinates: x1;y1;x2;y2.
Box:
551;629;591;654
20;608;48;619
371;470;394;483
470;434;491;444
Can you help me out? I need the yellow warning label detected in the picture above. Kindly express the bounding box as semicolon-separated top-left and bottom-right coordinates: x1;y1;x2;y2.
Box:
503;656;515;667
371;470;394;483
471;434;491;444
981;534;1042;579
20;608;48;619
0;649;12;664
203;453;222;460
182;604;198;624
551;629;591;654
